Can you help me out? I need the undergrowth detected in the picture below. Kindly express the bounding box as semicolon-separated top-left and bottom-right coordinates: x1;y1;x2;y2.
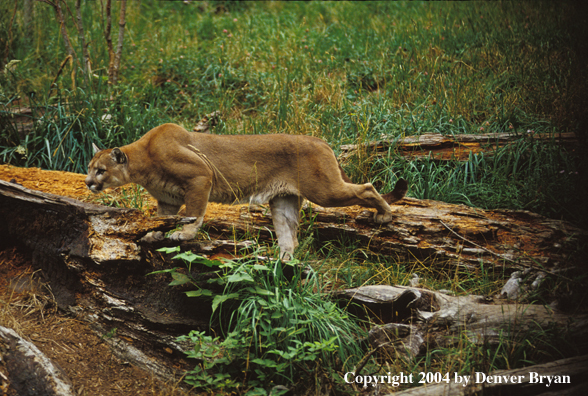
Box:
152;247;368;395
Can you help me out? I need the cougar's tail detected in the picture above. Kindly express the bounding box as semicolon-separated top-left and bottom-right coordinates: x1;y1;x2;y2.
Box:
382;178;408;204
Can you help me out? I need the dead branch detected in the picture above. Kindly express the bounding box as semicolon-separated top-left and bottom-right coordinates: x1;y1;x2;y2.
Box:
339;131;578;162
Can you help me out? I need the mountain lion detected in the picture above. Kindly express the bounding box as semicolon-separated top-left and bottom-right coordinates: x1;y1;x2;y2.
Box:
85;123;407;258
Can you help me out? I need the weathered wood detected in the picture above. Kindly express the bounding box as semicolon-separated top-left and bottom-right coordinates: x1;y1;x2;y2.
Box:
336;285;588;355
339;131;578;161
0;179;212;381
206;196;587;274
336;285;588;394
0;325;75;396
2;174;586;297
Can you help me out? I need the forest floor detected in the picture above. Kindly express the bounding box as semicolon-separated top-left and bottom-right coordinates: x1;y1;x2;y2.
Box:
0;164;193;396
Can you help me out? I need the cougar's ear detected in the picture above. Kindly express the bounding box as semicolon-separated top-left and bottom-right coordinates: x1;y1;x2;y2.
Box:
92;143;101;155
110;148;127;164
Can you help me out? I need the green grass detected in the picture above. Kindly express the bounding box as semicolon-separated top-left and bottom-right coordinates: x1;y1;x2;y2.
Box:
2;1;586;222
2;1;587;393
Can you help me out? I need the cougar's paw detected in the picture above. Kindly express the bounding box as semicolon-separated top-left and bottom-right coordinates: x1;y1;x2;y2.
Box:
169;222;200;242
169;230;197;241
374;211;394;224
140;231;164;243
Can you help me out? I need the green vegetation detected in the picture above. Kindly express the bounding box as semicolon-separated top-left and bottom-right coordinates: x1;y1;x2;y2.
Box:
2;1;587;394
2;1;586;224
153;247;367;394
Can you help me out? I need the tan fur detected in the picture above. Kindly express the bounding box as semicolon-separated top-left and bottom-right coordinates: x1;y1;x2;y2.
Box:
85;123;407;258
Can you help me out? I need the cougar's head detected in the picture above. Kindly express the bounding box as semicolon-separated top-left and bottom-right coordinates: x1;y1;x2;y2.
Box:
85;144;129;193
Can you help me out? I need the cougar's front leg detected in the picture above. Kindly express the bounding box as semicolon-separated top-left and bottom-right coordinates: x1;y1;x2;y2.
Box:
141;201;183;243
157;201;182;216
169;177;211;242
269;195;302;260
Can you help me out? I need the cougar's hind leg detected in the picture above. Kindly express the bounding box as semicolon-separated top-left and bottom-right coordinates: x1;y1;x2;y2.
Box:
305;181;394;223
269;195;302;259
352;183;395;224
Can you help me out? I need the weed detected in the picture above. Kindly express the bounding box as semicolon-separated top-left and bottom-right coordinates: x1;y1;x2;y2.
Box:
83;183;150;210
152;247;368;394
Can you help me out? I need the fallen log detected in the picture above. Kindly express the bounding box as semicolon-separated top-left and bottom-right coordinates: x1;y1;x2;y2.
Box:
0;326;75;396
336;285;588;394
1;173;586;300
1;171;587;383
209;196;587;275
336;285;588;355
339;131;578;162
0;179;215;381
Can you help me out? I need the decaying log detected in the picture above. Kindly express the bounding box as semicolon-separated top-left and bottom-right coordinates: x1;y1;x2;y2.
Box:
336;285;588;356
207;196;587;274
1;171;587;384
339;131;578;162
391;354;588;396
0;325;75;396
0;179;217;380
336;285;588;394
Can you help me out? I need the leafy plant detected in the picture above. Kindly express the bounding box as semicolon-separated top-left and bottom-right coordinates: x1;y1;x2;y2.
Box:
152;246;368;394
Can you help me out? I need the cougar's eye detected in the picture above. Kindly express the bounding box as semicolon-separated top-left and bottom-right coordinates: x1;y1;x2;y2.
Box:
96;169;105;176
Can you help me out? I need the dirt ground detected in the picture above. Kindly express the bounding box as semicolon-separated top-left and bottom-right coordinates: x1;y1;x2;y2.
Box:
0;164;193;396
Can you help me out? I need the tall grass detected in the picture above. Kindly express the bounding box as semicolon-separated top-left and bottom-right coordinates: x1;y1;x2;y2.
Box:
2;1;585;216
370;136;586;224
1;82;171;173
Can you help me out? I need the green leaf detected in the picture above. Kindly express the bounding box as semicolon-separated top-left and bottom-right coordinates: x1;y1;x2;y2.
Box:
146;267;180;276
211;292;240;313
185;289;213;297
245;287;275;296
226;272;254;283
199;258;223;268
169;272;191;286
173;251;201;263
244;387;268;396
270;311;284;319
156;246;181;254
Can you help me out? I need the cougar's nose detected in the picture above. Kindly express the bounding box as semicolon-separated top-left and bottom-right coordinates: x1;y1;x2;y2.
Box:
85;176;97;192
